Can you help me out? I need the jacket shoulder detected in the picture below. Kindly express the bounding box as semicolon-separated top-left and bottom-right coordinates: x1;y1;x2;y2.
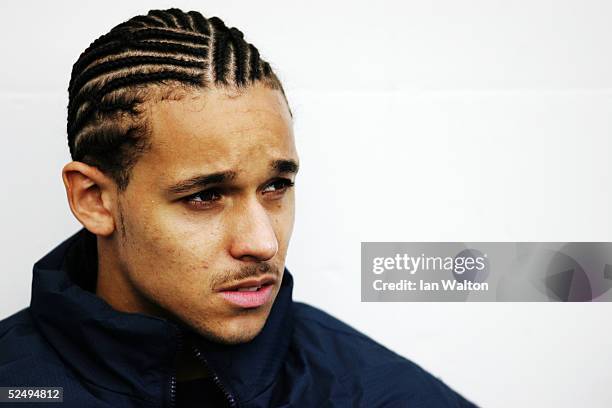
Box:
0;308;41;364
0;308;73;386
291;302;477;407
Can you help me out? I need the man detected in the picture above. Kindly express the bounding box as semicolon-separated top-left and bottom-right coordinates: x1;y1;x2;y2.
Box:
0;8;477;408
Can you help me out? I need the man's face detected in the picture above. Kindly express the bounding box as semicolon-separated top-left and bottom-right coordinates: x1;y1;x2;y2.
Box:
113;83;298;344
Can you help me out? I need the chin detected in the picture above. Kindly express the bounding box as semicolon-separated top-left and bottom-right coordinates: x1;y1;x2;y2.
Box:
193;313;269;345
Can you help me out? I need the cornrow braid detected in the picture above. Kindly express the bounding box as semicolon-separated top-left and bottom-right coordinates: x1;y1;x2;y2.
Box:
230;28;248;86
70;29;209;77
188;11;210;36
69;55;204;98
208;17;230;84
67;8;291;191
166;8;192;30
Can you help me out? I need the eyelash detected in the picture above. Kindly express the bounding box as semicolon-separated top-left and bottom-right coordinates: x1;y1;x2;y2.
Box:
184;178;295;209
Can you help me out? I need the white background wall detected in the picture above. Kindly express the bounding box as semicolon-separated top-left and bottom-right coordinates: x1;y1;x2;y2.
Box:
1;1;611;407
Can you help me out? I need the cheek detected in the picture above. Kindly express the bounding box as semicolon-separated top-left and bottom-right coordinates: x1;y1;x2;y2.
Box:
121;204;221;290
272;200;295;249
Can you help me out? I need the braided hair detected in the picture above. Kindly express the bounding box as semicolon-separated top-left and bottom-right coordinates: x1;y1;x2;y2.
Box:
67;8;291;190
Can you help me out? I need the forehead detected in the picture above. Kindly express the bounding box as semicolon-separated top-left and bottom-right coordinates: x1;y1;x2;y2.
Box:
139;84;296;180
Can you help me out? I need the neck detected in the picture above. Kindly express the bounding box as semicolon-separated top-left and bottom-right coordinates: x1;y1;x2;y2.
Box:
95;235;167;317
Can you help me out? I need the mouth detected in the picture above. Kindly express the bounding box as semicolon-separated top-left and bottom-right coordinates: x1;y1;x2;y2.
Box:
217;275;277;309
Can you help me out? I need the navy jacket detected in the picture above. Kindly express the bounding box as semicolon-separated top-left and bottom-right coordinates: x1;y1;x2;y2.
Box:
0;229;478;407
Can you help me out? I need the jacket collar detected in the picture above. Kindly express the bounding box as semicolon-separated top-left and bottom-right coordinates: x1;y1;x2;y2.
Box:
29;228;295;405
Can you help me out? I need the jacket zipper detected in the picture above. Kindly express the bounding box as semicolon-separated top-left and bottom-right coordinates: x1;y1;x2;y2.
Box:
192;344;238;408
168;374;177;408
168;326;182;408
167;325;238;408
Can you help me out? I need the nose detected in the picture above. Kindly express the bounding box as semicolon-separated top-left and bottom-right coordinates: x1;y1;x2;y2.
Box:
228;198;278;262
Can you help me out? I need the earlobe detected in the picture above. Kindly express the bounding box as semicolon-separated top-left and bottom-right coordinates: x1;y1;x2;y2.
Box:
62;162;116;237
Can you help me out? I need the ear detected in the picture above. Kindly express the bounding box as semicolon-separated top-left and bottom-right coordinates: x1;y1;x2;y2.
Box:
62;161;117;237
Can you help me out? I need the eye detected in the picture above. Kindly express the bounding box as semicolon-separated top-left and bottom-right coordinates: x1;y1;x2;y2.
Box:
262;178;295;196
185;189;222;209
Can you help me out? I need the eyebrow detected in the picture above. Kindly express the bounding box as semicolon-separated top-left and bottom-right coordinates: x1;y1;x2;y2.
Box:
166;159;299;195
271;159;299;175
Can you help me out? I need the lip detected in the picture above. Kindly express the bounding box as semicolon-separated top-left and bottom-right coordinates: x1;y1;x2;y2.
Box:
216;275;277;292
219;283;274;308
